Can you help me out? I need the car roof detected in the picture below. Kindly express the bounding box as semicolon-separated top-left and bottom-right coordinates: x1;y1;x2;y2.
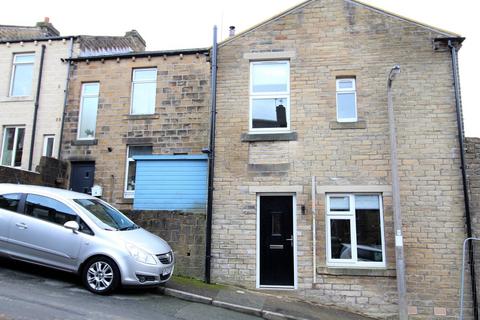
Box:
0;184;95;201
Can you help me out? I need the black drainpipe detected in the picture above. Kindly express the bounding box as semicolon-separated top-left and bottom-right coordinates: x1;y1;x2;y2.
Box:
57;37;75;159
449;39;478;320
28;44;46;171
205;26;218;284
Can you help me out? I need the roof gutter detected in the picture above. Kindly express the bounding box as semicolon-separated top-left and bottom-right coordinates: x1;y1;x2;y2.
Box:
28;44;46;171
204;26;218;284
67;48;210;62
0;35;78;44
446;38;478;320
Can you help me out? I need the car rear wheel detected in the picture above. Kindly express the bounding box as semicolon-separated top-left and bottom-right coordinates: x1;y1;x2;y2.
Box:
82;257;120;295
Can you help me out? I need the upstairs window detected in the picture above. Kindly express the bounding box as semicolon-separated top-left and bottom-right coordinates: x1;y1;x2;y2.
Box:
250;61;290;132
1;127;25;167
78;83;99;140
10;53;35;97
336;78;357;122
131;68;157;115
326;194;385;268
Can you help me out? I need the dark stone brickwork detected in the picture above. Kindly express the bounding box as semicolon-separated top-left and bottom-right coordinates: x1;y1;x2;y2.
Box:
125;210;206;279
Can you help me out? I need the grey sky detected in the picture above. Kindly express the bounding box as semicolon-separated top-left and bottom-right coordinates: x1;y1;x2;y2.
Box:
1;0;477;136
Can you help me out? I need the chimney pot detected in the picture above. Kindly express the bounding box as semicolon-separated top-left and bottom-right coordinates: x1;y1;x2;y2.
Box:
229;26;236;37
44;17;50;23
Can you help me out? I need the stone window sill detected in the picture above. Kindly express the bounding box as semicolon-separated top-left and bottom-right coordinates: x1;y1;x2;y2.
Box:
329;120;366;130
72;139;98;146
0;96;34;103
241;132;297;142
316;266;395;278
124;113;160;120
118;198;134;204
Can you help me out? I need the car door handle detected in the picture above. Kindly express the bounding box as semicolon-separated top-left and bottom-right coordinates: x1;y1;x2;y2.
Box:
15;223;28;230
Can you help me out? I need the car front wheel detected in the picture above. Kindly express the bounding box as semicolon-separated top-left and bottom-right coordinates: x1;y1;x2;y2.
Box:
82;257;120;295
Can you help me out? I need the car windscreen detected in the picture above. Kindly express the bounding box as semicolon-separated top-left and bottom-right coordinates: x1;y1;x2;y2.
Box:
74;199;138;231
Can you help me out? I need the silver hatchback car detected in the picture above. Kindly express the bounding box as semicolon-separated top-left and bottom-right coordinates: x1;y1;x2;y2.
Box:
0;184;174;294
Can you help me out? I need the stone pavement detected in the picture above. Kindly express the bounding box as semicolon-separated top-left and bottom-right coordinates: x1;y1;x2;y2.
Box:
159;276;376;320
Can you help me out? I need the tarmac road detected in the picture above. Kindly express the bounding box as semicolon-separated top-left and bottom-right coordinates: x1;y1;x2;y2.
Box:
0;257;260;320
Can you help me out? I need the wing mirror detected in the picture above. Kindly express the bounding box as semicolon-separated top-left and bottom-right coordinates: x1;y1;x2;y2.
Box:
64;221;80;233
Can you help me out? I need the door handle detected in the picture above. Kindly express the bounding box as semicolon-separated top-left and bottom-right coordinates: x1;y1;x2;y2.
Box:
15;223;28;230
286;236;293;247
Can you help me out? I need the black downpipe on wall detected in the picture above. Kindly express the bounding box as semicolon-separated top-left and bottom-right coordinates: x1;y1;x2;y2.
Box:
28;45;46;171
449;39;478;320
57;37;75;159
205;26;218;284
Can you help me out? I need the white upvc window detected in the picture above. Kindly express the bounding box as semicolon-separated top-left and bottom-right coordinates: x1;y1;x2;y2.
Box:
10;53;35;97
42;135;55;158
131;68;157;115
78;83;100;140
1;126;25;167
124;145;153;198
336;78;357;122
250;61;290;133
326;194;386;268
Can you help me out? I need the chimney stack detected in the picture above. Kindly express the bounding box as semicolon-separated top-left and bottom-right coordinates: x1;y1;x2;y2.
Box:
125;30;147;52
229;26;236;37
36;17;60;37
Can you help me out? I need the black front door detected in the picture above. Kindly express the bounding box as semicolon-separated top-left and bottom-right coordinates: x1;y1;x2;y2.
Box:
70;162;95;194
259;195;294;286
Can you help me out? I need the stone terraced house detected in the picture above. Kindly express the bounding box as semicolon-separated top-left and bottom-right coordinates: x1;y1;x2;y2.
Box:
210;0;472;319
60;48;211;277
0;18;145;174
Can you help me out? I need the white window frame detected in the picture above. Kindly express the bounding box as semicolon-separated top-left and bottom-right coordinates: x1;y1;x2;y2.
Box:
9;53;35;97
1;126;25;167
42;135;55;158
130;68;157;115
325;193;386;268
336;78;357;122
249;61;290;133
77;82;100;140
124;145;152;198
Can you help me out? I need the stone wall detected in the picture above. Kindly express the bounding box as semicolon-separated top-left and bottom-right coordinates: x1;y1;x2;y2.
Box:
212;0;466;318
125;210;206;279
466;136;480;317
0;156;67;187
61;52;210;210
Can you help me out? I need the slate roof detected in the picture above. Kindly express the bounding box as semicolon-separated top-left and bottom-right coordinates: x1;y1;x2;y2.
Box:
78;34;145;57
0;22;60;41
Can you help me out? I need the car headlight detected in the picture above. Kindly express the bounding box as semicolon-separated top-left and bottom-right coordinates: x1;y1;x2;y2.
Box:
125;243;157;265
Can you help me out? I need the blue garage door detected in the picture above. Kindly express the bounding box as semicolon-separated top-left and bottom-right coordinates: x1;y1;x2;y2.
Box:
133;155;208;211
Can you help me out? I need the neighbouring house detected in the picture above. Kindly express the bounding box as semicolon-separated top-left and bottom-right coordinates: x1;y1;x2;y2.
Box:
0;18;145;174
211;0;471;318
60;49;211;277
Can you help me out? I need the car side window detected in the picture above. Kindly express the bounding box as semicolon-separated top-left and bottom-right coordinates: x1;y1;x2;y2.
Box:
78;218;94;235
25;194;77;226
0;193;22;212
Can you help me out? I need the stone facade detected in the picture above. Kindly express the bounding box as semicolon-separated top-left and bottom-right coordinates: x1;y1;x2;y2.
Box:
466;137;480;318
212;0;468;318
60;51;211;276
0;37;75;171
0;22;146;173
125;210;206;278
61;51;210;210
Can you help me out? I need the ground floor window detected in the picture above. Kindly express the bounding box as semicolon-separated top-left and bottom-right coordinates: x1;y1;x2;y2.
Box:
1;126;25;167
42;135;55;158
124;145;152;198
326;194;385;268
